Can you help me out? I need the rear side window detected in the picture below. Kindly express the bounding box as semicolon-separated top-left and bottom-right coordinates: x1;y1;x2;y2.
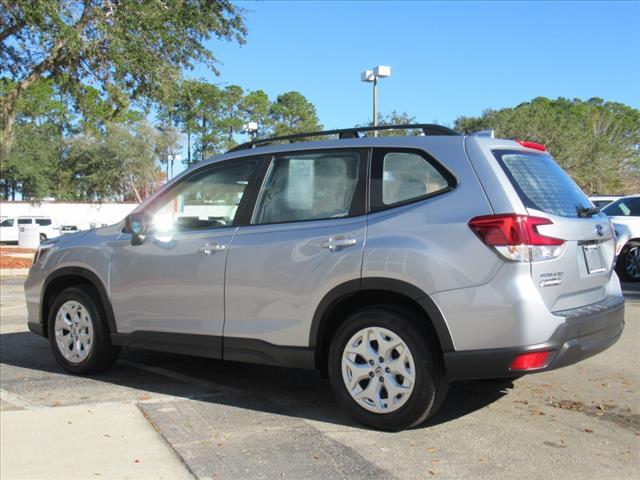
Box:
252;150;365;224
17;218;32;224
493;150;592;218
371;149;455;211
35;219;52;226
603;198;640;217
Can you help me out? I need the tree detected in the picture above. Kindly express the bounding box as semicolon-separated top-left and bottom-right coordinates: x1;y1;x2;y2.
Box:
240;89;272;138
271;91;322;137
0;78;68;200
62;121;171;201
454;97;640;195
1;0;247;164
360;111;423;136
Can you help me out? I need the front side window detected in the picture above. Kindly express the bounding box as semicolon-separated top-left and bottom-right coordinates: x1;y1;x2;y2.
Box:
150;159;259;233
1;219;14;227
17;218;32;225
253;150;364;224
35;219;52;226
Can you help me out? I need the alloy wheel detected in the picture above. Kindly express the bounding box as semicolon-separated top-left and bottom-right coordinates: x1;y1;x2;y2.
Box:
54;300;94;363
624;244;640;280
341;326;415;414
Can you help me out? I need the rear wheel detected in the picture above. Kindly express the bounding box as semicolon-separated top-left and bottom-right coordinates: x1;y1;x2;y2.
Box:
39;233;47;243
617;241;640;282
328;306;447;431
48;286;120;374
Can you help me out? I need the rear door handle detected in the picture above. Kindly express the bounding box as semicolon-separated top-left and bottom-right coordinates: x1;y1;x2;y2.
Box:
320;236;357;251
199;242;226;256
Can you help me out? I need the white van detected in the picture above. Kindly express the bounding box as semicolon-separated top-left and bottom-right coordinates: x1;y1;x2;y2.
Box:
0;216;61;243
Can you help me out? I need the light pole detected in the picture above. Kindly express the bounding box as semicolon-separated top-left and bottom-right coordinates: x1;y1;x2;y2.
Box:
361;65;391;137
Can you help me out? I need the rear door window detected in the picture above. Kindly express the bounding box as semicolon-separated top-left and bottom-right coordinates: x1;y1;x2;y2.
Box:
493;150;592;217
371;149;455;211
252;150;366;224
17;218;33;224
603;198;640;217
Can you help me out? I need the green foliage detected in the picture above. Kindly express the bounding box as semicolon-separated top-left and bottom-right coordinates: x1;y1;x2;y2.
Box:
62;121;171;201
360;111;423;136
454;97;640;194
271;91;322;137
1;0;246;105
1;79;68;199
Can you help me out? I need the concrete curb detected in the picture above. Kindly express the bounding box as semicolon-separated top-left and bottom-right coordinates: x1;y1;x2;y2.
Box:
0;268;29;277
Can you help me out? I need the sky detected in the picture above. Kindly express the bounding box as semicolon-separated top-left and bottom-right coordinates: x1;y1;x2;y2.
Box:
187;0;640;132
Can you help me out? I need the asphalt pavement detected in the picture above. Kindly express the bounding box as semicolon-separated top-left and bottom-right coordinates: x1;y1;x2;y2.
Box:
1;277;638;479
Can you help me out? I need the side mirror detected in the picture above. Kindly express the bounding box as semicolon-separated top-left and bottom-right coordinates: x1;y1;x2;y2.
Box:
126;213;147;246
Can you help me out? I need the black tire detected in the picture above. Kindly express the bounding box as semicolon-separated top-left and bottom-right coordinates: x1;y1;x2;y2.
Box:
328;306;448;431
48;286;120;374
39;233;47;243
616;241;640;282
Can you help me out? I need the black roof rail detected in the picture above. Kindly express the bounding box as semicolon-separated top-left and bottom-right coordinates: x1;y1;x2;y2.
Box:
227;123;460;152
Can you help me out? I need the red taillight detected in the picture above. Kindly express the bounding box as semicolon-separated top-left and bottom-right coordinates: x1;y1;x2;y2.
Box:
516;139;546;151
510;351;550;371
468;214;564;246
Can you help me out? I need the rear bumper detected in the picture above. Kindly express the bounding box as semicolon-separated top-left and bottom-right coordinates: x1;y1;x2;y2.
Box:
444;295;625;381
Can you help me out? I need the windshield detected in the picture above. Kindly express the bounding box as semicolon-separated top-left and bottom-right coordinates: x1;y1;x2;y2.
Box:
602;197;640;217
493;150;593;218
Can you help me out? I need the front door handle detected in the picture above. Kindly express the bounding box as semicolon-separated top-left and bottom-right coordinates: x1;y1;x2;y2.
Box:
199;242;226;256
320;236;357;251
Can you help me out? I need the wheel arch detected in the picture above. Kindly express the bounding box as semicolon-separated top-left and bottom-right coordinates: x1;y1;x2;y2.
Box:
310;278;454;374
41;267;117;338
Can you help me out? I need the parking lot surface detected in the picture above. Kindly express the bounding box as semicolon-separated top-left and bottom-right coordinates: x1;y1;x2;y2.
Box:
1;277;638;479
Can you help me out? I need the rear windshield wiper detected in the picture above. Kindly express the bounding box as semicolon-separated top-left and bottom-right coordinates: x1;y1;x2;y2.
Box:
577;206;600;217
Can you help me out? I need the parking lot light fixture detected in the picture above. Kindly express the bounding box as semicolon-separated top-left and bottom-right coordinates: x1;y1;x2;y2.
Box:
242;122;258;141
361;65;391;137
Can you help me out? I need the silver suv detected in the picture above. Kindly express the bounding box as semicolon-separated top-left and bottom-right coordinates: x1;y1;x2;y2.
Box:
25;125;625;431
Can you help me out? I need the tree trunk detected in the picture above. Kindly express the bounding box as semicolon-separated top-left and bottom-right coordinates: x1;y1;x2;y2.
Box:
187;132;192;166
202;115;207;161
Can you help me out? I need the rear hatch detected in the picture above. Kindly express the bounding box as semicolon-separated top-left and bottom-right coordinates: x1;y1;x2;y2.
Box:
493;149;615;312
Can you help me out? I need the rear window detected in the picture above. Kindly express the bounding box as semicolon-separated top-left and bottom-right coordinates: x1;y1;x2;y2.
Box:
493;150;592;217
603;197;640;217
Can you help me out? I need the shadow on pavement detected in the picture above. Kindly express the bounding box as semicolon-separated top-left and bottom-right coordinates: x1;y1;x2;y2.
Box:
0;330;512;430
621;282;640;301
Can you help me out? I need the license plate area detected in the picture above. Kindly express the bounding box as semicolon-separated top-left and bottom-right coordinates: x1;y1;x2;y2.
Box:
582;243;605;274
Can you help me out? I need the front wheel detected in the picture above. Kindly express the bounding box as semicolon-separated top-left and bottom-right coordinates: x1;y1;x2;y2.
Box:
48;286;120;374
617;241;640;282
328;306;447;431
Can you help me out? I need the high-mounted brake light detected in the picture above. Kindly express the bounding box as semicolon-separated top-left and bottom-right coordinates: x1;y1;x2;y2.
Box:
468;214;565;262
510;351;550;371
516;139;546;151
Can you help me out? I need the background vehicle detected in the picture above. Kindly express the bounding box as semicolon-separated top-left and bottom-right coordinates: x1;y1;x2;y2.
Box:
589;195;622;209
60;225;80;235
24;125;625;431
602;195;640;281
0;216;61;244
